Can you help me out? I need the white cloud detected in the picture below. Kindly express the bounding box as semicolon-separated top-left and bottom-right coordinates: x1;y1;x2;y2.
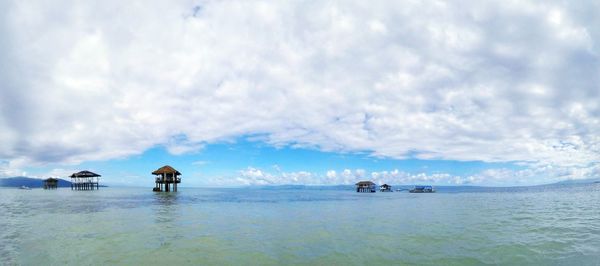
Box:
191;160;209;166
207;167;372;186
212;167;319;186
0;1;599;183
215;162;600;186
326;170;336;179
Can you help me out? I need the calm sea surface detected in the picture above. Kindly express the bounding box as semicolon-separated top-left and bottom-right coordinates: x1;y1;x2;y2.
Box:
1;184;599;265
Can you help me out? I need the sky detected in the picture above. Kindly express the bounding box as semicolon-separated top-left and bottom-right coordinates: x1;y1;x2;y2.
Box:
0;0;599;187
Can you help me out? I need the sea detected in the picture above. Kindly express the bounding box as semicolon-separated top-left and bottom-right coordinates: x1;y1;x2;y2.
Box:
1;183;599;265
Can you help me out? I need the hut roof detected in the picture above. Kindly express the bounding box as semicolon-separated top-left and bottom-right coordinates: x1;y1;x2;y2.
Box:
152;165;181;176
70;171;101;178
44;177;59;182
355;181;376;186
380;184;391;187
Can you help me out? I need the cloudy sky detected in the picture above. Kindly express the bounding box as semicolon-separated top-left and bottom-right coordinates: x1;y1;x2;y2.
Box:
0;0;598;186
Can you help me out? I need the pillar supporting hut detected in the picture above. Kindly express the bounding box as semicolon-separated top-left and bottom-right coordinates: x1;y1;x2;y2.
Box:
152;165;181;192
70;171;100;190
43;178;59;189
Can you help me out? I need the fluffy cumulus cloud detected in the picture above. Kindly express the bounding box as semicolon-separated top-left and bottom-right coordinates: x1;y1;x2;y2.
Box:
209;167;367;186
210;163;600;186
1;1;599;182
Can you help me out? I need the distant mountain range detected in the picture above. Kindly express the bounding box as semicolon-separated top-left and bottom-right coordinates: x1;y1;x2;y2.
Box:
0;176;109;188
552;178;600;185
0;176;73;188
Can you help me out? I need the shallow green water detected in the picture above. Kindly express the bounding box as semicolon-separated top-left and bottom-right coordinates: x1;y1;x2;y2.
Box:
1;184;599;265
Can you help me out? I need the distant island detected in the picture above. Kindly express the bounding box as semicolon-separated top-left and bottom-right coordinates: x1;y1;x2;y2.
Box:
0;177;73;188
0;176;107;188
552;178;600;185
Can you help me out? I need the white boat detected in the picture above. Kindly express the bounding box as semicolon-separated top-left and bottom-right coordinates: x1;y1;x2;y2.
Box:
409;186;435;193
19;186;32;190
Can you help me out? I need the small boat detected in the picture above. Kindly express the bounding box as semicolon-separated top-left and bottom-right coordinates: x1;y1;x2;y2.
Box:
19;186;32;190
409;186;435;193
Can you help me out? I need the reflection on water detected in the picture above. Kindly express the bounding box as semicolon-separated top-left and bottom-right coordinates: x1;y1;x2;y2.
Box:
153;192;179;224
0;183;599;265
151;192;187;249
153;191;179;206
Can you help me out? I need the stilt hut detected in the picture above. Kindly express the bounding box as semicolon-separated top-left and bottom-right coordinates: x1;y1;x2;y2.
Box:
356;181;376;193
70;171;100;190
379;184;392;192
43;178;59;189
152;165;181;192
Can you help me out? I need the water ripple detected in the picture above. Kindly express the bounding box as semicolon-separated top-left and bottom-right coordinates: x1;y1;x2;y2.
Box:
1;183;599;265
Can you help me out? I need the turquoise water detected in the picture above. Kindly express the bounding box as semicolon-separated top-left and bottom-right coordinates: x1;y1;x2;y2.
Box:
1;184;599;265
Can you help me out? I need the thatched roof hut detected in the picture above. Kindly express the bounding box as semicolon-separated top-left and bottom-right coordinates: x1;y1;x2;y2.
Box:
356;181;376;193
70;170;101;178
152;165;181;192
355;181;376;186
380;183;392;192
152;165;181;176
43;177;59;189
70;170;100;190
